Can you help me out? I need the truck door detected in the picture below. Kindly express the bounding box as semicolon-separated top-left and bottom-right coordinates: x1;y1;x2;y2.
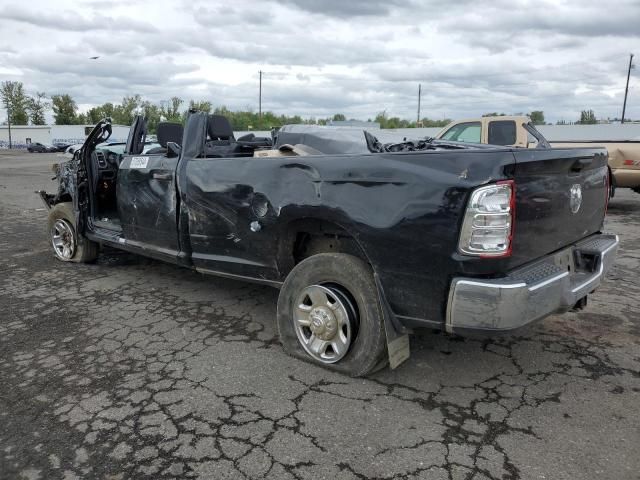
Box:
116;118;183;262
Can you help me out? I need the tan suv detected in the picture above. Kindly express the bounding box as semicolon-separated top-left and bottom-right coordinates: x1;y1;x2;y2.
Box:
436;116;640;192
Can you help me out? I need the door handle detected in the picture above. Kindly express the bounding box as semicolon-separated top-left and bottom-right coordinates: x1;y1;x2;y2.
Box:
152;172;173;181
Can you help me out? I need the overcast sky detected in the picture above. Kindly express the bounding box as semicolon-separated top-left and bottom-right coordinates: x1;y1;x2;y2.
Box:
0;0;638;124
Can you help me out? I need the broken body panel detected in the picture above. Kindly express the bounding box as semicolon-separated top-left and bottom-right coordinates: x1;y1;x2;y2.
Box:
43;114;613;337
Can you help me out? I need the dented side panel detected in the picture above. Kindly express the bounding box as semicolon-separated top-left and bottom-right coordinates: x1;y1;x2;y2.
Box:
116;154;181;260
182;148;516;324
45;116;608;330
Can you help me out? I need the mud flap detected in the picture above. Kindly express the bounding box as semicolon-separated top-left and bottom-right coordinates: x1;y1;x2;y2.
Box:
374;273;410;369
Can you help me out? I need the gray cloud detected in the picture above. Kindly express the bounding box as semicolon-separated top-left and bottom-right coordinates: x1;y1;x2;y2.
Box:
0;0;638;124
193;5;276;26
438;1;640;39
277;0;414;17
0;6;158;33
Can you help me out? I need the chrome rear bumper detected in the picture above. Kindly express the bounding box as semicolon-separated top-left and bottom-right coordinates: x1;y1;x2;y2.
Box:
446;234;619;333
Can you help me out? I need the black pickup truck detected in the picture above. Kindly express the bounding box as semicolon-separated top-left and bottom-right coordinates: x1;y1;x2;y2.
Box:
40;113;618;376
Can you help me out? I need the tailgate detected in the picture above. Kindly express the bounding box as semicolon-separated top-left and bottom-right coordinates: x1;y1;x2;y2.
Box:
509;147;609;268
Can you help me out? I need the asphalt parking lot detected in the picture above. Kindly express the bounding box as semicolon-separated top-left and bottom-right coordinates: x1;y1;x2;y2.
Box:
0;151;639;480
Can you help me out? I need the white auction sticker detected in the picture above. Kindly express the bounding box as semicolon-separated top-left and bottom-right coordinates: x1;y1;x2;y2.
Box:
130;156;149;169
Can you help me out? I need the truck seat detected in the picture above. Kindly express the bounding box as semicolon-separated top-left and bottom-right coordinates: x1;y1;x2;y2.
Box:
207;115;235;145
203;115;253;157
147;122;184;154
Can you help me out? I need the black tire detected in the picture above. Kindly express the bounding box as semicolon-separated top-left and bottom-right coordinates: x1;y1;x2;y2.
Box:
277;253;388;377
47;202;99;263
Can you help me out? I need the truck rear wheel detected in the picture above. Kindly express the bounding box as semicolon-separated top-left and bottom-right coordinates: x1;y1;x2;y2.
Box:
277;253;387;377
47;202;98;263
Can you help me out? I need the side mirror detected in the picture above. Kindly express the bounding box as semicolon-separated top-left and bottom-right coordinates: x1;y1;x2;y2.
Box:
166;142;181;158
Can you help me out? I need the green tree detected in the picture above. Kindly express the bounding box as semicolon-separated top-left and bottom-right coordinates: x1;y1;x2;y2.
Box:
374;111;388;127
160;97;184;123
374;111;412;129
26;92;49;125
420;117;451;128
579;109;597;124
86;102;116;124
189;100;212;113
182;100;212;124
1;81;29;125
529;110;545;125
140;101;161;133
332;113;346;122
482;112;506;117
76;112;89;124
372;110;450;129
51;94;79;124
208;105;304;131
112;94;141;125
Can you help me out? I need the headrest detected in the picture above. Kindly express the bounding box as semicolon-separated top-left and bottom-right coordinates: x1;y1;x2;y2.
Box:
208;115;234;140
236;133;255;142
156;122;183;148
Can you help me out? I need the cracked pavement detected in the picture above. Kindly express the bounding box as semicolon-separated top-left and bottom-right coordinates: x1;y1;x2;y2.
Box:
0;152;639;480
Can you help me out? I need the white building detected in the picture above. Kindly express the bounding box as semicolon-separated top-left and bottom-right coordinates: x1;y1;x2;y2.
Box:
0;125;51;148
0;124;131;149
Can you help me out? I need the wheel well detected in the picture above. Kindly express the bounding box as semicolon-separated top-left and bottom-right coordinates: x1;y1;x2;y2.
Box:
278;219;369;277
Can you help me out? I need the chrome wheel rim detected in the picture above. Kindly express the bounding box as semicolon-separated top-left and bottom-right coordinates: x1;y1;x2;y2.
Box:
293;284;356;363
51;219;76;260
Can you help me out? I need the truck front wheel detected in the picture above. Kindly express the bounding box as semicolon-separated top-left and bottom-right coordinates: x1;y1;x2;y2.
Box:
47;202;98;263
277;253;387;377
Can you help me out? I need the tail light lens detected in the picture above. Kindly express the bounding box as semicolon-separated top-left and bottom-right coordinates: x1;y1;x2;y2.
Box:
458;180;515;257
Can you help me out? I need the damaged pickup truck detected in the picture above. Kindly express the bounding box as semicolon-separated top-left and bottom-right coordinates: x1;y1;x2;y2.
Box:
40;113;619;376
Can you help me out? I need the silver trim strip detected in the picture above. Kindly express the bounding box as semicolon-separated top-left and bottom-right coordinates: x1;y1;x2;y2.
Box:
192;252;267;267
600;236;619;255
529;271;570;291
454;280;526;289
196;267;283;288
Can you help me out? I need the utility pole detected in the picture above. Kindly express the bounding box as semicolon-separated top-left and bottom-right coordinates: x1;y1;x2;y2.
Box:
6;103;11;149
622;53;634;124
258;70;262;129
417;84;421;125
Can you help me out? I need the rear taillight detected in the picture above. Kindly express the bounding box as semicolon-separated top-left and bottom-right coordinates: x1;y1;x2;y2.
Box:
458;180;515;257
